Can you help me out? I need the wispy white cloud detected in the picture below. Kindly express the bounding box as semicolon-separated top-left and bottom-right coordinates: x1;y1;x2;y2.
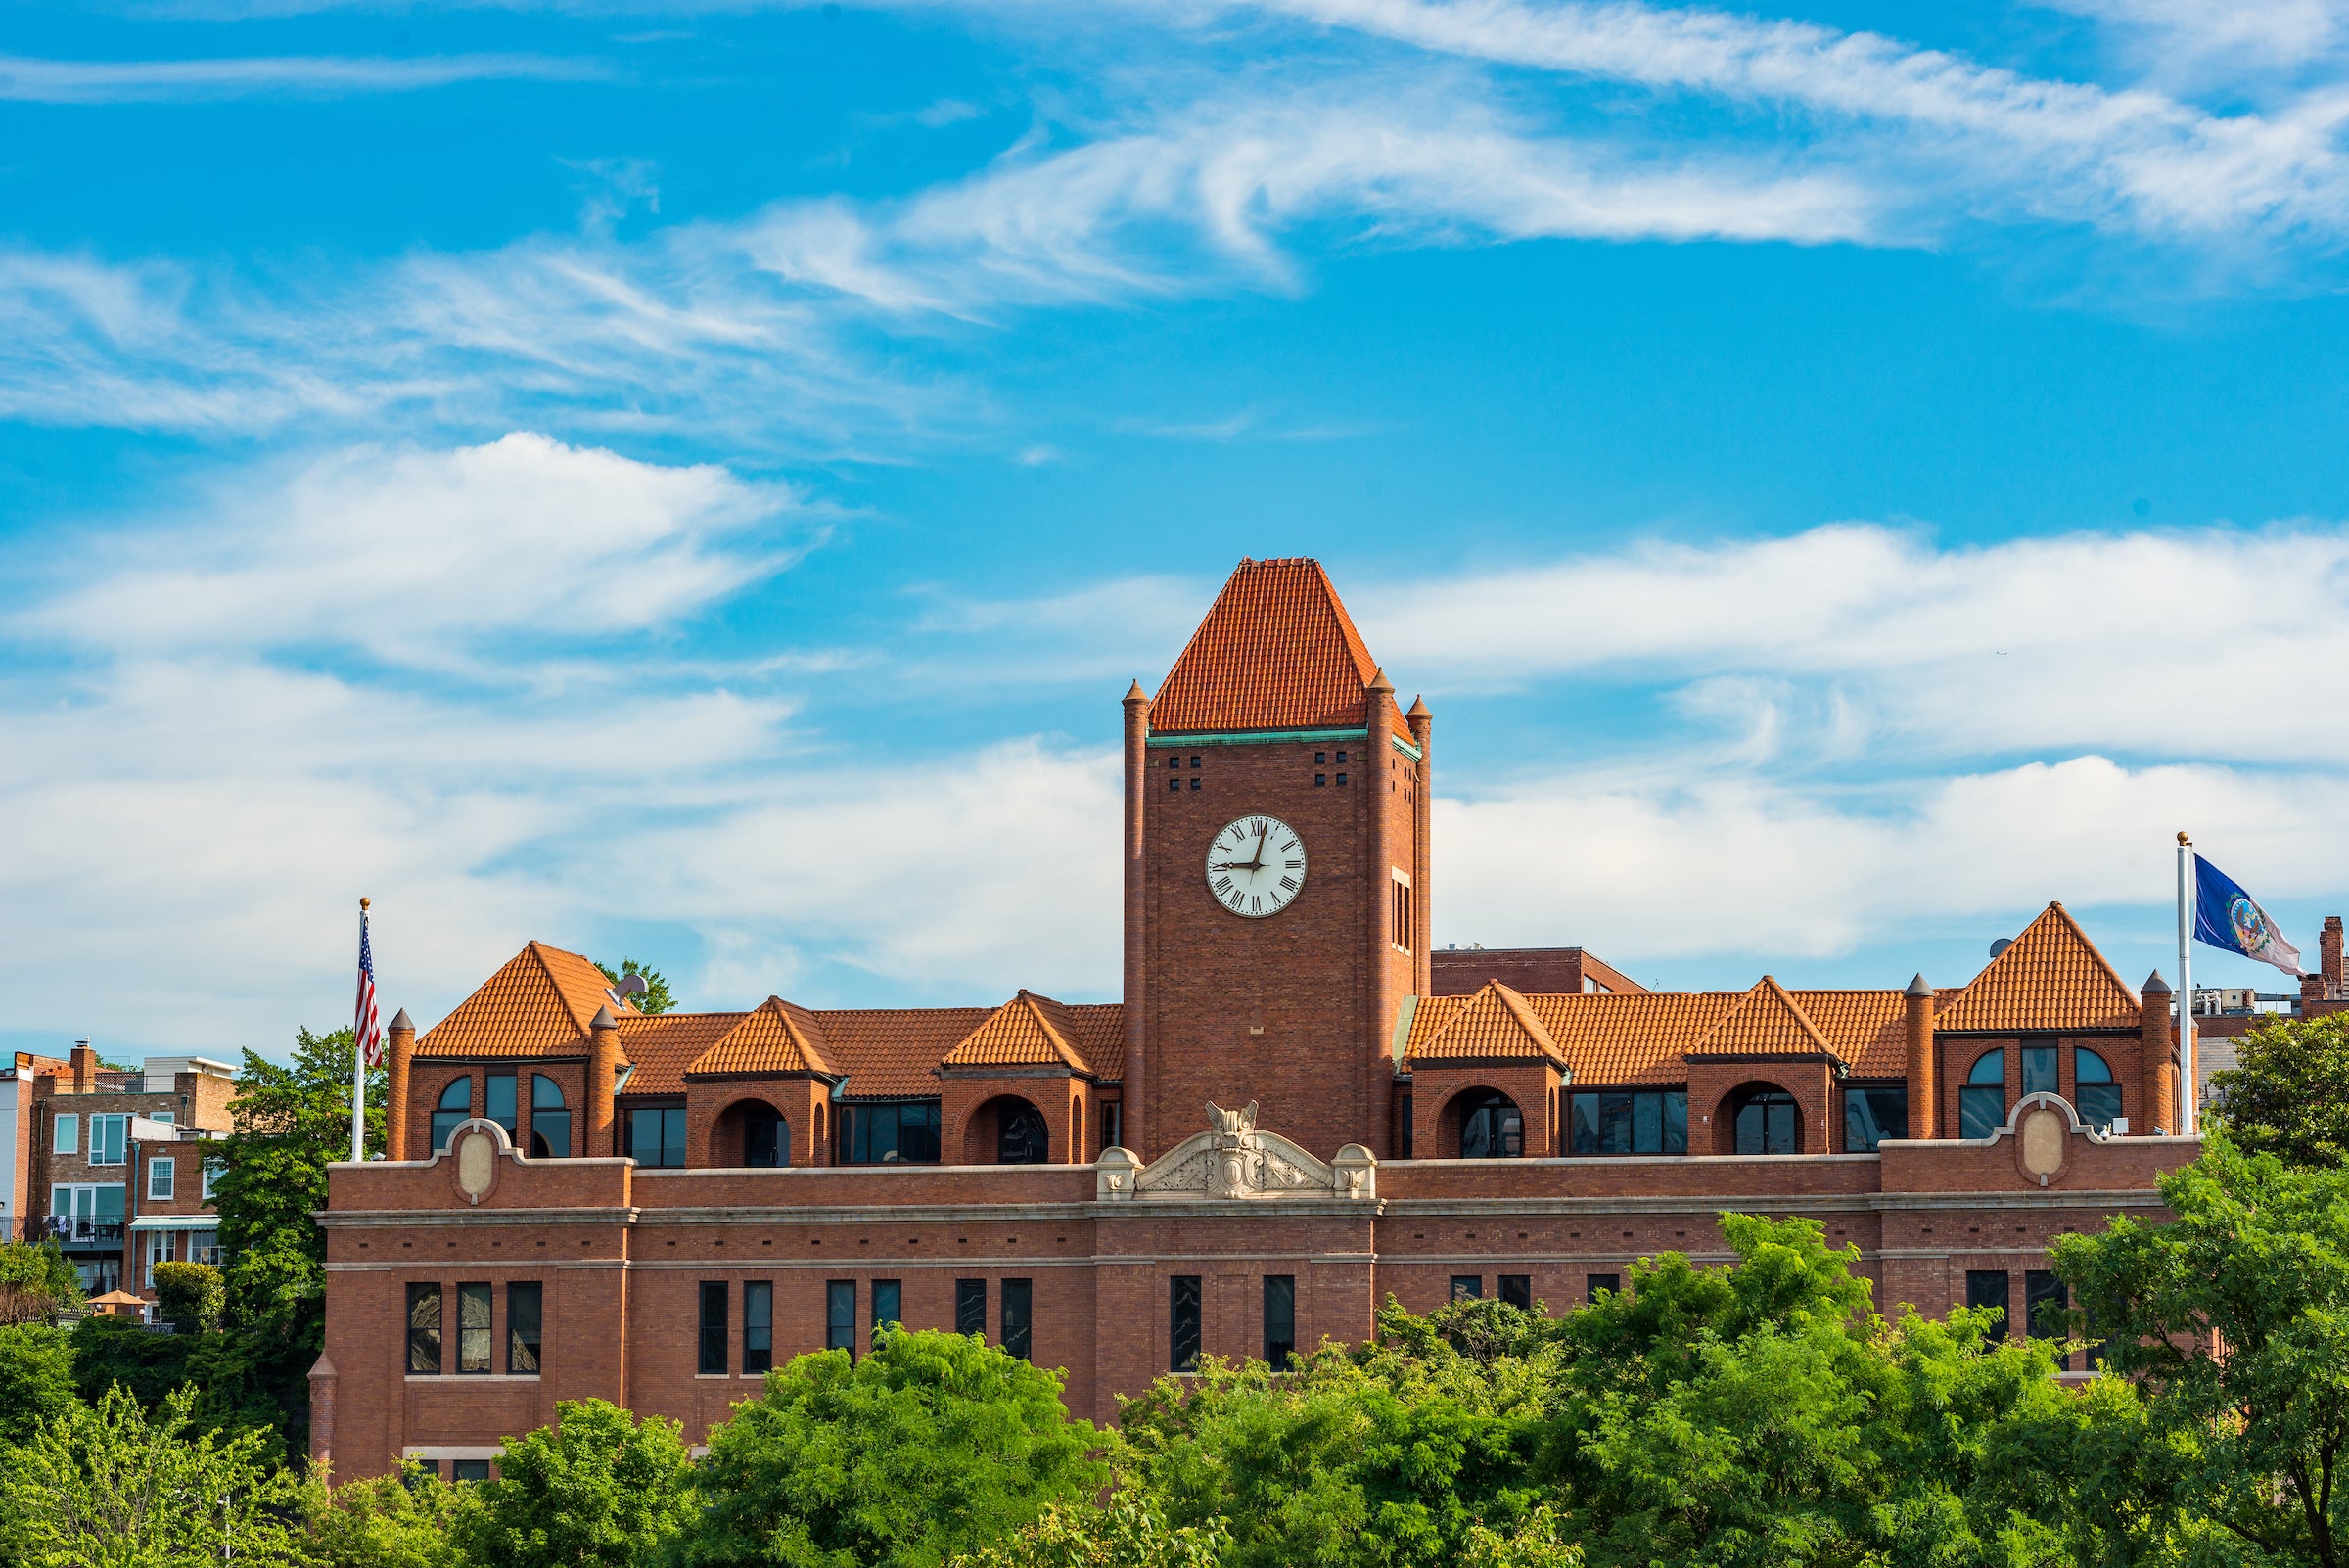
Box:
0;51;600;103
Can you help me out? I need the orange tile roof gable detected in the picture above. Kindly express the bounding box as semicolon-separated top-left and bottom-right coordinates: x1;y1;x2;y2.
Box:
687;997;836;1078
416;941;639;1058
1151;557;1404;734
1410;983;1566;1065
943;992;1090;1072
1936;903;2142;1033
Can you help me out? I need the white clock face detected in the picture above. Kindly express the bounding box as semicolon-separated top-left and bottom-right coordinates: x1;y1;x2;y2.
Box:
1206;816;1308;918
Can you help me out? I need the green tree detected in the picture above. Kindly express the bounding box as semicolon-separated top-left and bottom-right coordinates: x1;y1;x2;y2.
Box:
676;1327;1106;1568
209;1024;384;1443
149;1261;223;1334
298;1465;474;1568
0;1238;83;1323
0;1322;81;1447
597;958;676;1016
450;1399;696;1568
0;1383;302;1567
2212;1011;2349;1167
948;1497;1234;1568
2054;1136;2349;1567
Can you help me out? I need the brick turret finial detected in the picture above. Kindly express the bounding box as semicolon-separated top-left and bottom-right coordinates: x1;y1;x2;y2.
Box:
589;1006;623;1159
2140;972;2175;1136
1124;679;1148;706
385;1008;416;1161
1903;975;1935;1139
1366;666;1394;696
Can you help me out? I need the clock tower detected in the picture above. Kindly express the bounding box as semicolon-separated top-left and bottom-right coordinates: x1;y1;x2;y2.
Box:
1121;558;1432;1161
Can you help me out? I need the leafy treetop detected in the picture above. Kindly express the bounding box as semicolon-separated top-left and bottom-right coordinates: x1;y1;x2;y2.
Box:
596;959;675;1016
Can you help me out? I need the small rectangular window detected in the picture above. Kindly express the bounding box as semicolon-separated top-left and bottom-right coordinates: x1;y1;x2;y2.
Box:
88;1115;127;1167
452;1459;492;1483
1170;1275;1200;1372
1169;777;1180;792
407;1282;442;1375
2025;1270;2069;1369
1498;1274;1533;1310
407;1459;441;1485
202;1160;220;1200
1335;751;1348;763
1314;752;1326;763
1314;774;1326;787
2021;1043;2058;1097
485;1073;518;1135
1002;1278;1033;1361
1335;773;1348;786
744;1281;773;1374
508;1282;542;1374
54;1113;77;1155
1965;1270;2012;1346
872;1279;902;1342
699;1281;729;1375
1263;1275;1296;1370
826;1280;855;1355
1189;777;1200;791
1450;1275;1482;1302
148;1157;174;1200
1586;1273;1620;1304
457;1283;492;1374
955;1278;986;1338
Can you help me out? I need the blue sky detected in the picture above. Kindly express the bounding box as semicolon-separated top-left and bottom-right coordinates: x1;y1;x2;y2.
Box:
5;0;2348;1058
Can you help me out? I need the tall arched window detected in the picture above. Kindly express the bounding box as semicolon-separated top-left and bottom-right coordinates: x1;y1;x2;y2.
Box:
1961;1050;2006;1138
1729;1085;1798;1154
431;1078;472;1153
1458;1091;1523;1158
998;1103;1049;1165
530;1075;570;1159
2075;1048;2122;1130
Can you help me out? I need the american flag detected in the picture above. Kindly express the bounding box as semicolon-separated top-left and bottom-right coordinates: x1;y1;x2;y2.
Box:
355;908;385;1069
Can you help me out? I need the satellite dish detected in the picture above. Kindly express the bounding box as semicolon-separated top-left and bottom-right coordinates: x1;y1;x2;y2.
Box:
1988;938;2013;959
613;973;649;998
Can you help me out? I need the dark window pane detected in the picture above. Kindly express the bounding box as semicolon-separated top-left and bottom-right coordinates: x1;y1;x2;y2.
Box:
1844;1086;1909;1153
407;1459;440;1485
998;1103;1049;1164
1733;1089;1799;1154
699;1281;728;1375
1170;1275;1201;1372
1460;1093;1522;1158
744;1281;773;1374
1399;1094;1413;1159
663;1108;687;1169
1967;1050;2005;1085
1662;1092;1687;1154
826;1281;855;1355
406;1283;442;1375
457;1283;492;1374
452;1460;491;1483
530;1112;571;1161
532;1074;566;1109
1965;1270;2012;1347
1450;1275;1482;1302
2078;1082;2124;1129
1597;1092;1633;1154
2076;1047;2115;1084
507;1282;541;1375
1960;1085;2005;1139
1498;1274;1533;1310
1569;1093;1601;1154
745;1107;785;1168
432;1078;471;1154
484;1074;517;1136
2022;1044;2058;1097
844;1102;943;1164
2026;1269;2069;1371
1002;1278;1033;1361
1587;1273;1620;1304
1632;1093;1662;1153
1263;1275;1296;1371
872;1279;901;1341
954;1279;986;1338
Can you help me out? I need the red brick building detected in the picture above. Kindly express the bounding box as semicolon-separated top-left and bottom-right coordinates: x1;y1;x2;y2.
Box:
317;557;2202;1480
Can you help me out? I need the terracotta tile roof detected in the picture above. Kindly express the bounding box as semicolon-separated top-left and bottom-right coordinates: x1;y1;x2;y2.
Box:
686;998;836;1078
808;1007;992;1098
1150;557;1407;734
1409;983;1565;1065
944;992;1088;1071
614;1012;743;1095
415;942;638;1058
1934;902;2142;1032
1788;990;1910;1077
1693;978;1831;1057
1055;1004;1125;1081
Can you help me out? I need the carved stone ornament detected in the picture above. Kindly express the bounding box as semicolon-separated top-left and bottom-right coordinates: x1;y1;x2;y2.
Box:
442;1118;512;1207
1096;1104;1376;1202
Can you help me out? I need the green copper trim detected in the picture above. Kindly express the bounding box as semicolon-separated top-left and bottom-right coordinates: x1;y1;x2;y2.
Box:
1145;726;1424;761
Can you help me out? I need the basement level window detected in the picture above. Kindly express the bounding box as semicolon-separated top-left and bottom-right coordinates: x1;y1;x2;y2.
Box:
1169;778;1180;792
1336;751;1348;762
1315;752;1326;763
1190;755;1201;767
1167;756;1179;769
1335;774;1348;786
1314;774;1326;787
1190;778;1200;791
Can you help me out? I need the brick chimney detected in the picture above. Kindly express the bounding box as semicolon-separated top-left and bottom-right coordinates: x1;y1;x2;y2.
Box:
2141;972;2175;1135
2325;916;2344;1000
69;1040;98;1093
1122;678;1150;1160
588;1006;622;1158
384;1009;415;1162
1903;974;1935;1139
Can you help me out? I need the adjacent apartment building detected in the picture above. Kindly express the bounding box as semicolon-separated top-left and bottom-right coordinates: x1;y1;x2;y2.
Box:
13;1045;235;1298
317;557;2208;1481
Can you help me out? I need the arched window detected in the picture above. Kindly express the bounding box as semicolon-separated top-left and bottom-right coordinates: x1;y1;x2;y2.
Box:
2075;1048;2122;1130
1729;1085;1798;1154
998;1103;1049;1165
1961;1050;2006;1138
1458;1091;1523;1158
530;1075;570;1159
431;1078;472;1153
744;1105;788;1168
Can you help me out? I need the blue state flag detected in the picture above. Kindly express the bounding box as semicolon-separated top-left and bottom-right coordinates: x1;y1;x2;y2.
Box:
2193;854;2304;977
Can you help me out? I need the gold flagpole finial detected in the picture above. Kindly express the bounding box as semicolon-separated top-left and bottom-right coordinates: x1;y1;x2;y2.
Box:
2176;831;2190;847
359;896;371;910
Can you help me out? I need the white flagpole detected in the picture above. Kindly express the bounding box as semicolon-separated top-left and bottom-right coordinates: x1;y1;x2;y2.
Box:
351;898;369;1164
2175;834;2194;1137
